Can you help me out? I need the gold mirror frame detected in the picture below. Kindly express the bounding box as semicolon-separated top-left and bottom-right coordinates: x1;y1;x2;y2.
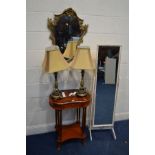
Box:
47;8;88;52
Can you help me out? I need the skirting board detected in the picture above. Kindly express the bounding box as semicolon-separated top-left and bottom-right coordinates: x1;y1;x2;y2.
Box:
26;119;76;136
114;112;129;121
26;123;54;136
26;112;129;136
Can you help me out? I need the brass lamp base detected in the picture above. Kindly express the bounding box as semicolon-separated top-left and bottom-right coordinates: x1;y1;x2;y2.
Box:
50;72;63;100
76;87;87;97
76;70;88;97
50;89;63;100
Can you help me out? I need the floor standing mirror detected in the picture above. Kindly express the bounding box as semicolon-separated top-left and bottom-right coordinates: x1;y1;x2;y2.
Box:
89;45;121;140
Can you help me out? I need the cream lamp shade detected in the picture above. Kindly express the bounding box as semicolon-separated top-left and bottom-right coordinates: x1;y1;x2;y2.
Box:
71;46;94;70
42;48;69;73
63;40;78;59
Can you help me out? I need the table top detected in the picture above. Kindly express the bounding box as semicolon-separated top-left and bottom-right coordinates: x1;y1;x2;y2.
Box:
49;89;91;110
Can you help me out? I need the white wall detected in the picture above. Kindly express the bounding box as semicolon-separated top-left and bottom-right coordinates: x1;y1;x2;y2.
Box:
26;0;129;135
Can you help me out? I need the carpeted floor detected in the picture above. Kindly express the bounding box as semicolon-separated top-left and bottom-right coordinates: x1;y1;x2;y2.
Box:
26;120;129;155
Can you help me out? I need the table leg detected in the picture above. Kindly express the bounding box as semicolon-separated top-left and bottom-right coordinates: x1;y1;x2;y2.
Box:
82;107;86;131
55;110;58;130
76;108;81;122
57;110;62;150
81;107;87;143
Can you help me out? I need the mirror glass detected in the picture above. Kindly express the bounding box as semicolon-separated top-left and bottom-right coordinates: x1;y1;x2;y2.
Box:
54;15;81;53
94;46;120;124
48;8;88;55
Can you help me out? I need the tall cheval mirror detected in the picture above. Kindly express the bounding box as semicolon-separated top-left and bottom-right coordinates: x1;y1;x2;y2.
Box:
90;45;121;140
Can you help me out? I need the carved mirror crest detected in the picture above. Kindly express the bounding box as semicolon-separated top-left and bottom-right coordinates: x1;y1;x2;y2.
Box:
47;8;88;54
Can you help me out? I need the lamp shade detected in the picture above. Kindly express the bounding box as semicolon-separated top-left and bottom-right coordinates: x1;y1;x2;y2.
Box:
42;48;69;73
63;40;78;59
71;46;94;70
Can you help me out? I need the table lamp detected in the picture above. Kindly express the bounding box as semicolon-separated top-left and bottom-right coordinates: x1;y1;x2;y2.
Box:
42;47;69;99
63;40;78;61
71;46;94;97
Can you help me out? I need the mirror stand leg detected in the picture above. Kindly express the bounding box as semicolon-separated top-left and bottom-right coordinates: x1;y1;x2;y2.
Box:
112;127;116;140
89;128;92;141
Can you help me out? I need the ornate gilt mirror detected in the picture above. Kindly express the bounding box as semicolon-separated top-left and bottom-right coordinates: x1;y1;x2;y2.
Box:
48;8;88;60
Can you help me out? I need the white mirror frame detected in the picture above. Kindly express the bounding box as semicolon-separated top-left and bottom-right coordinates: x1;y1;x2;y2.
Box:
89;45;122;141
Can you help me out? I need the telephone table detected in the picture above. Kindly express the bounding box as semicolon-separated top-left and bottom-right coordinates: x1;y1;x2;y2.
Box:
49;89;91;150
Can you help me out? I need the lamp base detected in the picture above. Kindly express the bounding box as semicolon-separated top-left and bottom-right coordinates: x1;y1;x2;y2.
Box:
76;87;87;97
50;89;63;100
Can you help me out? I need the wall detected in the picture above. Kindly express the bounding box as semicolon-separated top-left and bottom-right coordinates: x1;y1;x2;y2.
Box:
26;0;129;135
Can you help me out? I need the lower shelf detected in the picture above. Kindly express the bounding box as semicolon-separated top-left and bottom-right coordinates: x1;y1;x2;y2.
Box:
57;122;86;143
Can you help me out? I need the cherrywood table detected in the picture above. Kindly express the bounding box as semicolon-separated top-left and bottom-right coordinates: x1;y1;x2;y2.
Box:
49;89;91;150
